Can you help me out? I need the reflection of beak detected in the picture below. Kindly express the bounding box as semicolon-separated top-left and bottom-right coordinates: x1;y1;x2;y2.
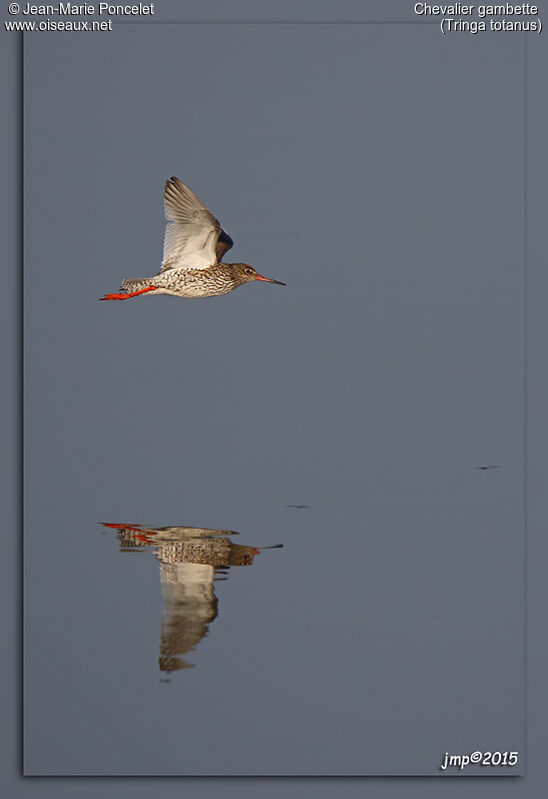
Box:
254;274;286;286
253;544;284;554
256;544;284;550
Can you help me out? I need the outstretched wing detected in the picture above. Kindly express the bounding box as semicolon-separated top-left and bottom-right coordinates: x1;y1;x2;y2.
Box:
216;228;234;261
161;177;232;272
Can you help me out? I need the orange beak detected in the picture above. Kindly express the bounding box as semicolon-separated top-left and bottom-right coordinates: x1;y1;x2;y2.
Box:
254;273;286;285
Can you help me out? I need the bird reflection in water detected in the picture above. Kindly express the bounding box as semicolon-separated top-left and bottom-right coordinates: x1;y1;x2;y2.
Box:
102;523;282;677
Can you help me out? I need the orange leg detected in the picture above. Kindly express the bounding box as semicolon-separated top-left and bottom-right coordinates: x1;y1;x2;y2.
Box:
100;286;158;301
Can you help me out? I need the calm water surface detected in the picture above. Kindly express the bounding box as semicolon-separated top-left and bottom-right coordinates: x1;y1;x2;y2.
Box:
24;25;524;775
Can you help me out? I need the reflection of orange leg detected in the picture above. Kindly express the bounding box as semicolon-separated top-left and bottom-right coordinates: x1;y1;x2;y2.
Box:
101;523;142;530
100;286;157;301
101;523;150;534
101;522;155;545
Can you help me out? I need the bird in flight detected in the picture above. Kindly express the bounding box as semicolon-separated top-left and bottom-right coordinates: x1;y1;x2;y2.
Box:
100;177;286;301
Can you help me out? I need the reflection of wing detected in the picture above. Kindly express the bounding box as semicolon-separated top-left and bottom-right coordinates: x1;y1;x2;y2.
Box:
154;535;257;671
159;562;218;672
161;177;232;272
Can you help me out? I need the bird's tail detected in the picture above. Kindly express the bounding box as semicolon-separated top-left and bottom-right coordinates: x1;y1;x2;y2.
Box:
100;277;157;301
120;277;153;292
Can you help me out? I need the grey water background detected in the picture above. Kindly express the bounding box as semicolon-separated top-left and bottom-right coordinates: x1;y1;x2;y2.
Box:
23;21;524;775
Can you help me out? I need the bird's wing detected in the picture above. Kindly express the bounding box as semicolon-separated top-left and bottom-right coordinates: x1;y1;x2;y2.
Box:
215;228;234;260
160;177;230;272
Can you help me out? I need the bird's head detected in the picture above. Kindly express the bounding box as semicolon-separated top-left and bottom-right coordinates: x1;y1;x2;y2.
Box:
230;263;286;287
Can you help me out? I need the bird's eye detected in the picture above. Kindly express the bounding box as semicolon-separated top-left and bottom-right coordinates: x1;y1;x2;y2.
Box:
244;268;253;274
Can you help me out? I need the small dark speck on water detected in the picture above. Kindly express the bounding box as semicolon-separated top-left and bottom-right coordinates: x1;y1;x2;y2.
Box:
474;465;502;470
285;504;310;509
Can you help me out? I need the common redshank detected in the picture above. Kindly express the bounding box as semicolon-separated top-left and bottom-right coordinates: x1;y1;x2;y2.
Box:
100;177;286;300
